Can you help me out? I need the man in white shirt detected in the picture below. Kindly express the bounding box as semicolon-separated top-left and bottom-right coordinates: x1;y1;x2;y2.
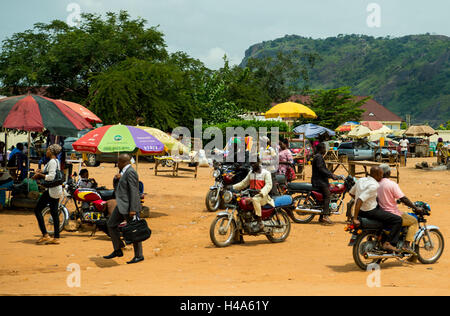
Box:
350;166;403;252
399;136;409;165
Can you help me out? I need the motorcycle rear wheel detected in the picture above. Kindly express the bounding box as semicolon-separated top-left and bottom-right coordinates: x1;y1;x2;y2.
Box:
210;216;236;247
416;229;444;264
42;206;67;235
290;195;316;224
353;231;380;271
266;210;291;243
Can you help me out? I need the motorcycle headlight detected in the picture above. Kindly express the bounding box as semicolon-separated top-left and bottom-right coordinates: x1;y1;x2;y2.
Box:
223;191;233;204
213;170;220;178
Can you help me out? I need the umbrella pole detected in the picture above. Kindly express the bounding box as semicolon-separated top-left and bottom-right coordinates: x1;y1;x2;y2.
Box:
27;131;31;192
136;152;139;173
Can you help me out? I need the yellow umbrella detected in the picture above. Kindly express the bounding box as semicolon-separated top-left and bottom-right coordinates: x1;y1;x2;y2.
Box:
137;126;190;155
265;102;317;119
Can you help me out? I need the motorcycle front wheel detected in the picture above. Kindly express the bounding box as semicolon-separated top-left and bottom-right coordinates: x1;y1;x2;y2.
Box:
210;216;236;247
266;210;291;243
205;189;221;212
42;206;67;235
416;229;444;264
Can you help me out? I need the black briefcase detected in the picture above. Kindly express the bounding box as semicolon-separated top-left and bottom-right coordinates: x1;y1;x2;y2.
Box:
121;218;152;243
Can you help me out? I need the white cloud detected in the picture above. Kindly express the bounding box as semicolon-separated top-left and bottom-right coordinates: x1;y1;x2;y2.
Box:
200;47;242;70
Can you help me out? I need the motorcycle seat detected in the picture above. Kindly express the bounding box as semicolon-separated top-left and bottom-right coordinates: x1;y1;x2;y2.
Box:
98;190;115;201
287;182;318;192
359;217;384;230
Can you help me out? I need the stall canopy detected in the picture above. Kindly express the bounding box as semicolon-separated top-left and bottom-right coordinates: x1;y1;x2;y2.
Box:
72;125;164;155
57;99;102;124
265;102;317;119
348;125;372;139
0;95;92;137
405;125;437;137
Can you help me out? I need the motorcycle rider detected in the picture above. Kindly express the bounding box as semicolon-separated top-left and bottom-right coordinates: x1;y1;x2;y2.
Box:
227;138;250;183
378;164;421;253
232;160;274;232
351;166;402;253
311;142;340;225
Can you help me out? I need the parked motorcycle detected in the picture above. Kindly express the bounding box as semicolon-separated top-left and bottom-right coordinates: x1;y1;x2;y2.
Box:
43;177;148;236
347;201;444;270
58;178;115;235
205;161;250;212
210;189;292;247
282;175;354;224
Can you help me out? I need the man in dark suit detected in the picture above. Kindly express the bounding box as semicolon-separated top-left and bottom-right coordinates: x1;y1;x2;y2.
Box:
104;154;144;264
311;142;340;225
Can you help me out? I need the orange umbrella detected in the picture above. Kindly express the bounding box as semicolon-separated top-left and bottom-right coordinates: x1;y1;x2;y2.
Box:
58;100;102;124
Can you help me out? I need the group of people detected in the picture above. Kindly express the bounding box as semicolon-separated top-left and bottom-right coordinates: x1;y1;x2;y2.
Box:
6;132;424;264
31;145;145;264
230;139;422;254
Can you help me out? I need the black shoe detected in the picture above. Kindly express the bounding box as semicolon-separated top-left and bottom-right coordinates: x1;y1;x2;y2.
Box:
127;257;144;264
103;250;123;259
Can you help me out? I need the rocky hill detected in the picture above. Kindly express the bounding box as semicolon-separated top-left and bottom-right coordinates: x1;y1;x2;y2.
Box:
241;34;450;126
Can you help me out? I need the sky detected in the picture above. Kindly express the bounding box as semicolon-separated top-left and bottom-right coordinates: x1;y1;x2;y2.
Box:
0;0;449;69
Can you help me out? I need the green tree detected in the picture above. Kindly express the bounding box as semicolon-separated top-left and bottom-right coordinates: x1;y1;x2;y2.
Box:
87;58;197;131
0;11;167;101
298;87;367;129
437;120;450;130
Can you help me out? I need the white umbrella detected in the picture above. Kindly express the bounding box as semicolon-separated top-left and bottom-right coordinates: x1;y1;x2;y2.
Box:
348;125;371;139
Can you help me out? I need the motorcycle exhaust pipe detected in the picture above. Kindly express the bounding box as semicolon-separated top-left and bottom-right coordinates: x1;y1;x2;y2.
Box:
294;207;324;215
364;253;399;260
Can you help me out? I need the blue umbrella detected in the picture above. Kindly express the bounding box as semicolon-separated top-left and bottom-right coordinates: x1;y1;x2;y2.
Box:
293;123;336;138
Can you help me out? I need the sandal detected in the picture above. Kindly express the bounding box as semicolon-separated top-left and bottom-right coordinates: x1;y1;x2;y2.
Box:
36;236;51;245
45;238;60;245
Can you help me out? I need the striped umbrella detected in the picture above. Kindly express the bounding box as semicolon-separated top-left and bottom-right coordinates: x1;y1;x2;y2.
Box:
57;99;102;124
0;95;92;136
72;125;165;155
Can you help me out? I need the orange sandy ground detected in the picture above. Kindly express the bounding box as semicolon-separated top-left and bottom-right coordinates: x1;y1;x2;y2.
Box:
0;158;449;296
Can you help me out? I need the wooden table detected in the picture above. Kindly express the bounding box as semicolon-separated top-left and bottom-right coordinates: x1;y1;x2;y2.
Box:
348;161;400;183
154;157;198;178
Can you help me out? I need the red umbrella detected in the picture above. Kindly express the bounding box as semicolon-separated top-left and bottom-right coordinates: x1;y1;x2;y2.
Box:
57;99;102;124
0;95;92;136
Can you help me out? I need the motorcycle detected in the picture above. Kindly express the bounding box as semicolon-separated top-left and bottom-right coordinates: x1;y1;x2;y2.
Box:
209;189;292;247
43;177;148;236
59;178;116;236
205;160;250;212
282;175;354;224
346;201;444;270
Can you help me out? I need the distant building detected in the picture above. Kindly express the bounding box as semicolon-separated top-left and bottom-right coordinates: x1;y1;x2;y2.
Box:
288;95;403;130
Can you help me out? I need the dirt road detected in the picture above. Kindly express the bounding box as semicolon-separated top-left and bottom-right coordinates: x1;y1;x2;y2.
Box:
0;158;449;296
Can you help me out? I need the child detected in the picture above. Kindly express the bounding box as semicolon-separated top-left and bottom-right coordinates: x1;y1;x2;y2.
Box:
77;169;98;189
